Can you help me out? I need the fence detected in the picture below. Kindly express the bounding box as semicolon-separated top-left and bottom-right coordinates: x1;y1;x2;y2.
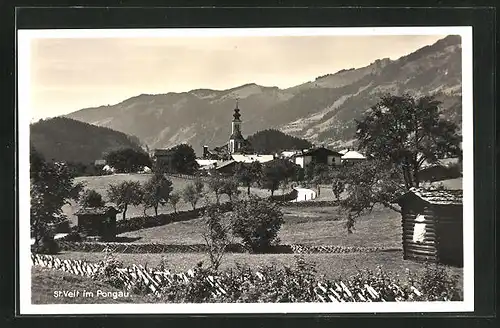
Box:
31;253;422;302
55;240;401;254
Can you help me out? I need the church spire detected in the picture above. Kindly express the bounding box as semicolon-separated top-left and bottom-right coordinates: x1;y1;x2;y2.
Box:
233;99;241;121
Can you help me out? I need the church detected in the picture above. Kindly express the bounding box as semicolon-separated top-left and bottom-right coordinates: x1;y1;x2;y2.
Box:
199;101;275;170
228;100;246;154
202;100;253;160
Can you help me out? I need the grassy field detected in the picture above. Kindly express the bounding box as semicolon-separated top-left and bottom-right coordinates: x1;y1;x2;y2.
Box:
64;173;284;225
118;204;402;247
32;266;150;304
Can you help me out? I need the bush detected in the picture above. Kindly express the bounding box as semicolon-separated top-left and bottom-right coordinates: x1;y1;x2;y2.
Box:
32;235;60;254
410;264;462;301
80;189;105;208
230;197;284;253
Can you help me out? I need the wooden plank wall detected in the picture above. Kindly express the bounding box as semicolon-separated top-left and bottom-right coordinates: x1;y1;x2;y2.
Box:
402;202;438;263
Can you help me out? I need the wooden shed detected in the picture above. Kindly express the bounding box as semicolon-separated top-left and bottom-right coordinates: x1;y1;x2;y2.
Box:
396;188;463;267
75;206;119;241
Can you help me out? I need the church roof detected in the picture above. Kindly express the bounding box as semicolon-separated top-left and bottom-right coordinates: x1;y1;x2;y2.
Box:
230;130;245;140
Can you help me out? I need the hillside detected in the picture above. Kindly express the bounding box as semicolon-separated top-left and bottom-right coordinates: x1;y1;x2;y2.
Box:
30;117;144;164
64;35;462;152
246;129;313;154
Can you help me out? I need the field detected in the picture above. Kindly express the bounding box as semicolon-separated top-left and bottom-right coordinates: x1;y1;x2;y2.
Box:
117;204;402;247
64;173;285;225
38;175;464;303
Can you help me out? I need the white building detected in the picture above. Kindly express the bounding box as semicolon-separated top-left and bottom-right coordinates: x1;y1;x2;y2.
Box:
293;147;342;169
231;154;274;164
341;150;367;163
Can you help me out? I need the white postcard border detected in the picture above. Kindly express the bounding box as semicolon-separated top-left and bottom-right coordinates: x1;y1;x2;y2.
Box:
18;26;474;315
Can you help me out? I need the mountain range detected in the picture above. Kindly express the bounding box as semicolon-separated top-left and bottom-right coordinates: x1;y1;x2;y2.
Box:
64;35;462;154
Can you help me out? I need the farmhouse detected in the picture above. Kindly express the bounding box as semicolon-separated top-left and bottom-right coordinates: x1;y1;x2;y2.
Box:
215;160;238;175
340;150;367;163
293;147;342;169
75;206;119;241
152;148;176;170
396;188;463;267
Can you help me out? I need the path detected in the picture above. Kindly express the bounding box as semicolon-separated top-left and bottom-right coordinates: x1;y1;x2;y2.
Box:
291;187;317;202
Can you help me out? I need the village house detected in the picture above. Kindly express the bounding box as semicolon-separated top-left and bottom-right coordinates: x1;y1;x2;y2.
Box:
75;206;119;241
395;188;463;267
292;147;343;169
340;149;367;164
151;148;176;170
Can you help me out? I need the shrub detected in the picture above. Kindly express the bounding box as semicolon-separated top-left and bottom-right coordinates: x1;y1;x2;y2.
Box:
32;235;60;254
230;197;284;252
410;264;462;301
79;189;105;208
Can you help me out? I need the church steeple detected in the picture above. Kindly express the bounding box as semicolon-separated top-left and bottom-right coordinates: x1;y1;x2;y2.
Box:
233;99;241;121
229;99;244;154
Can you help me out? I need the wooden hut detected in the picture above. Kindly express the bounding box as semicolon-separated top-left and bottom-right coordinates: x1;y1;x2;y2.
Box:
75;206;119;241
395;188;463;267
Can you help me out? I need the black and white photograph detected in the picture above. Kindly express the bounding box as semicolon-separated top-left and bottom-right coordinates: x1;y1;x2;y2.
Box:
18;26;474;314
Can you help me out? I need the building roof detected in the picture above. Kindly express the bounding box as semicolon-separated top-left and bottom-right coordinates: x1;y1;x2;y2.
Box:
229;130;245;141
75;206;119;216
338;149;349;155
215;160;237;170
196;159;218;166
281;150;300;158
294;147;342;157
397;187;463;205
231;154;274;163
341;150;367;160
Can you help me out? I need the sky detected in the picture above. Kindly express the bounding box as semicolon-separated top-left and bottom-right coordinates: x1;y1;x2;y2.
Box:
29;34;447;120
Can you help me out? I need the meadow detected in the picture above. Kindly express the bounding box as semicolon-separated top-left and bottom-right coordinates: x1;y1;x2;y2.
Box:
40;174;464;303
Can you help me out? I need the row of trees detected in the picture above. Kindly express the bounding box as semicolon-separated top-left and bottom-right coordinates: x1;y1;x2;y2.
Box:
232;159;304;197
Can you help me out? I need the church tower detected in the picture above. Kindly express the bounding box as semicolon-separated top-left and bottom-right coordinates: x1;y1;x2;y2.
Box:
229;100;245;154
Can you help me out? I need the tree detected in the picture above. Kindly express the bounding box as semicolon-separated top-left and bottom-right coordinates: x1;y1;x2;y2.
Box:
201;204;234;271
220;178;239;202
234;161;262;195
355;93;461;189
104;148;151;173
230;197;284;252
261;159;296;196
330;169;345;201
142;173;173;217
169;144;199;175
169;192;181;214
310;163;330;196
208;174;225;204
107;181;143;220
30;147;83;246
79;189;105;208
337;160;405;233
182;182;203;210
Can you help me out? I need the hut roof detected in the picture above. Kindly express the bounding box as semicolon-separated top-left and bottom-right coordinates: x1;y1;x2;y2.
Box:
75;206;119;216
398;187;463;205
